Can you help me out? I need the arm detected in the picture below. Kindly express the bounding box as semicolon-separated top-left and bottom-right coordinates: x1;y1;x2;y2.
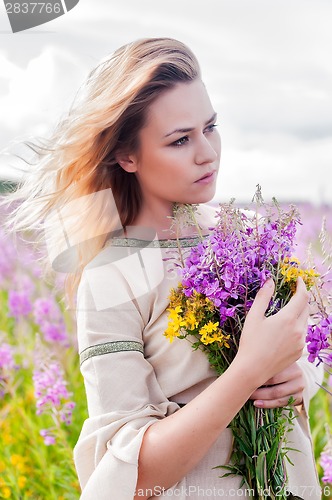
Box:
135;278;309;498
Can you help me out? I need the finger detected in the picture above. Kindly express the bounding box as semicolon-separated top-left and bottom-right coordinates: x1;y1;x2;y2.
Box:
297;302;310;329
248;279;275;318
250;376;304;401
282;277;309;317
253;393;303;409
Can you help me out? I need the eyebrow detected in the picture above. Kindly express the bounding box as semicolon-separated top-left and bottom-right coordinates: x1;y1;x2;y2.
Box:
164;112;218;138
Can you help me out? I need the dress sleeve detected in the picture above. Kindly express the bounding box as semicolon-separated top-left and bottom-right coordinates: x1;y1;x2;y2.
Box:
296;347;324;417
73;262;179;500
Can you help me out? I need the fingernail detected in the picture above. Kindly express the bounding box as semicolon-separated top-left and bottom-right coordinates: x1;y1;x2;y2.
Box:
254;400;264;407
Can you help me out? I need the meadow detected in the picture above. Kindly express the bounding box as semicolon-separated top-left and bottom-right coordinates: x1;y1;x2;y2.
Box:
0;200;331;499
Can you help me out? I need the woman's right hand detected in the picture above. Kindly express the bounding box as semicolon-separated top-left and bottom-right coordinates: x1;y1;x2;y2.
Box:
235;277;309;386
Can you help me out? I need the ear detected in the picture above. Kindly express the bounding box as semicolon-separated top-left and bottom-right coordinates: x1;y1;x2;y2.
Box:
115;152;138;173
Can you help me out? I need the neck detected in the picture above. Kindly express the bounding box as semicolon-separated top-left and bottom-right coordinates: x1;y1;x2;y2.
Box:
128;201;201;240
130;201;175;239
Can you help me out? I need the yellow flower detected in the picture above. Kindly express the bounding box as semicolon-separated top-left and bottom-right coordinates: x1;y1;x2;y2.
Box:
0;461;5;474
199;322;220;345
280;257;320;292
165;306;187;343
2;426;13;445
184;311;198;330
283;256;300;265
9;455;26;473
164;325;180;343
199;321;219;335
200;332;222;345
1;487;11;499
198;322;231;346
169;286;185;309
167;305;183;320
18;476;27;489
201;331;231;346
10;455;22;466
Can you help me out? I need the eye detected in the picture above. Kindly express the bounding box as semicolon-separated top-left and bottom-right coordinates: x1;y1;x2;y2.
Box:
171;136;189;147
205;123;218;133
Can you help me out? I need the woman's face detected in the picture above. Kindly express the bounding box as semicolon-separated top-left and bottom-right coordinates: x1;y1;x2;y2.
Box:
123;79;221;214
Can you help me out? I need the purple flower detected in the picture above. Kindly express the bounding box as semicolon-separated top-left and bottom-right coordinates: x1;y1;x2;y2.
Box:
0;343;15;370
33;297;60;324
41;323;68;343
8;290;33;319
33;297;68;345
306;316;331;364
12;273;35;296
33;362;71;413
0;233;15;285
33;358;75;433
33;338;76;446
60;401;76;425
40;429;56;446
320;449;332;484
180;206;299;328
0;342;17;397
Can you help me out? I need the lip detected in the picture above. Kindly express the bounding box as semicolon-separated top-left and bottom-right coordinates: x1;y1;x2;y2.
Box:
194;171;216;184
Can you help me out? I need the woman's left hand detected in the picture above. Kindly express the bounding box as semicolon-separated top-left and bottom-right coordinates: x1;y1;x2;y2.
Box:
250;362;305;408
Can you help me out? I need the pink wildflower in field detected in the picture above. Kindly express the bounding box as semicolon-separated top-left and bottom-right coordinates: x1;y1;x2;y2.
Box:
321;449;332;484
306;316;332;364
0;342;16;397
8;290;33;319
33;362;71;413
60;401;76;425
0;343;15;370
12;273;35;295
33;297;68;344
0;228;15;285
33;352;76;445
40;429;56;446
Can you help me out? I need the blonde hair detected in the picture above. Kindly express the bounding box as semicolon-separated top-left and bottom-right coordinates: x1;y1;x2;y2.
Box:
1;37;201;308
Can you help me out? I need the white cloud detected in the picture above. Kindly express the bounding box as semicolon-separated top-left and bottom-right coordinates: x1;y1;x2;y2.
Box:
215;129;332;203
0;46;91;148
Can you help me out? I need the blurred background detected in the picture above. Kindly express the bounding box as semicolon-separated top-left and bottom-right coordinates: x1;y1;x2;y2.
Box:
0;0;331;204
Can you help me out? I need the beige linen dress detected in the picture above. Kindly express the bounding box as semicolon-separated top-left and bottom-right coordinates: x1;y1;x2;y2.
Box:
73;228;323;500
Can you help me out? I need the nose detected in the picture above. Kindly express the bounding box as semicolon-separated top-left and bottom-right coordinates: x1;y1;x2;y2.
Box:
194;133;219;165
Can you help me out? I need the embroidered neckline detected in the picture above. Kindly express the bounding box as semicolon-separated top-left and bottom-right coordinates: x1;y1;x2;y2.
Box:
105;235;204;249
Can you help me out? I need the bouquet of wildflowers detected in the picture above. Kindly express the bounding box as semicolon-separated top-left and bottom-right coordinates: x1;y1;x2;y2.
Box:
164;188;331;500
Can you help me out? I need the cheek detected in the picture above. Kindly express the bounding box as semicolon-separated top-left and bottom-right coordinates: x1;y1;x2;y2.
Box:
212;132;222;156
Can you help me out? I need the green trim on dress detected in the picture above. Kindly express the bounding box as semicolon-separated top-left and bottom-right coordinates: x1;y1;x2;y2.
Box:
80;340;144;366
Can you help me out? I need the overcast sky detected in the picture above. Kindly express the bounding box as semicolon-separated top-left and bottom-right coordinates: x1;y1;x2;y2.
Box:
0;0;331;204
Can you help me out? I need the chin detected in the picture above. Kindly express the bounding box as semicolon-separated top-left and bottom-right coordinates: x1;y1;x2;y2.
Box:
193;189;217;205
175;185;217;206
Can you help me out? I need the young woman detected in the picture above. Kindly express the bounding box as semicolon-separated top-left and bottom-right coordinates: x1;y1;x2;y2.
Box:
4;38;322;499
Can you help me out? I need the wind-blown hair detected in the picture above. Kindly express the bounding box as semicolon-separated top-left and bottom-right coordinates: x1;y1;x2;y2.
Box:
1;37;201;307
